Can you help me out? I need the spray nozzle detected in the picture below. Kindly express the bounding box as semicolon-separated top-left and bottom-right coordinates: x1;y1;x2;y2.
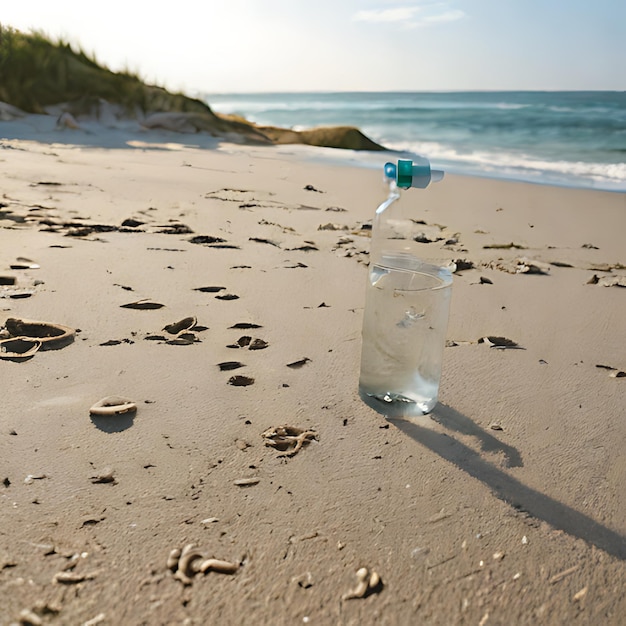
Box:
384;158;444;189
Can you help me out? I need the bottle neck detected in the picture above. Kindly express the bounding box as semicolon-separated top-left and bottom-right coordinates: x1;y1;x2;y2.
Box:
370;183;413;265
369;188;454;276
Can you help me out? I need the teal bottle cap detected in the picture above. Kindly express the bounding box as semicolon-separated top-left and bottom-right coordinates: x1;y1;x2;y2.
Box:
384;158;444;189
397;160;414;188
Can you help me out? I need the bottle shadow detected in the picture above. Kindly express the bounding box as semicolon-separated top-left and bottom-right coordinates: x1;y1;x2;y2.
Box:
389;404;626;561
430;403;523;468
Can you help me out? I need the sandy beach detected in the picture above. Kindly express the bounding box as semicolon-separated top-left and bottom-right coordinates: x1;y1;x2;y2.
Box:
1;123;626;625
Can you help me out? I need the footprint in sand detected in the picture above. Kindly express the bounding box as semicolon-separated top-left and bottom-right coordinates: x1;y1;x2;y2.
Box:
188;235;240;249
318;222;348;231
204;188;282;210
249;237;281;248
163;316;202;345
228;323;262;329
218;361;246;371
588;275;626;288
0;288;35;299
155;223;194;235
452;259;475;272
227;336;268;350
483;242;527;250
288;243;319;252
478;336;524;350
286;358;311;369
120;218;145;229
188;235;226;245
99;339;134;346
227;375;255;387
258;218;297;234
596;364;626;378
513;258;550;275
414;232;444;244
142;316;205;345
10;257;40;270
262;425;318;457
0;337;41;361
90;467;117;484
482;257;551;275
163;316;197;335
120;299;165;310
1;318;75;351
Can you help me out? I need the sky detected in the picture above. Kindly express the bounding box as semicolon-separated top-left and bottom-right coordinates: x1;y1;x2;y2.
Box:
2;0;624;94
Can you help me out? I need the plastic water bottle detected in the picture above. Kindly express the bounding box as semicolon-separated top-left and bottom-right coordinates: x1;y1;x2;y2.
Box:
359;158;452;417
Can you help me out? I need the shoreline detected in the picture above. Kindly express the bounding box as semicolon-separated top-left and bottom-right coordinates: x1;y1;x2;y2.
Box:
3;110;625;193
284;143;626;194
204;90;626;193
1;130;626;624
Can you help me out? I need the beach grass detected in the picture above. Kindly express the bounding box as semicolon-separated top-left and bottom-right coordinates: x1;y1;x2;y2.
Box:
0;24;385;150
0;24;210;115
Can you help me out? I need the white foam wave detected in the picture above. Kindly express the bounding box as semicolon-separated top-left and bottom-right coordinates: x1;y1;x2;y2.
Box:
493;103;530;110
208;100;294;115
384;140;626;188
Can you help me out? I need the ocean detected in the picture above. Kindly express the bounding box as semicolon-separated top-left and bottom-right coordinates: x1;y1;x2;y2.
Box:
204;91;626;192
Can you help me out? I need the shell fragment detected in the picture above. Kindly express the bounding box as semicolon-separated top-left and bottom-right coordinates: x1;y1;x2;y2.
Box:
89;396;137;416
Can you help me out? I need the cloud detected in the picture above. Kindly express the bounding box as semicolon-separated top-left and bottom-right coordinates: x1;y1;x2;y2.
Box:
353;3;465;28
353;7;421;23
416;8;465;26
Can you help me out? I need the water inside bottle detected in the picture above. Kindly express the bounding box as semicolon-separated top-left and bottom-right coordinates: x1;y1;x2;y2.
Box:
359;259;451;417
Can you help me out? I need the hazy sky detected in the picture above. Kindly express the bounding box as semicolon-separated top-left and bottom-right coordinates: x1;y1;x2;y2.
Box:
3;1;624;94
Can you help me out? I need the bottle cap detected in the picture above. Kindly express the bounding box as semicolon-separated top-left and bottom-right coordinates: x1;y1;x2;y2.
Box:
384;158;444;189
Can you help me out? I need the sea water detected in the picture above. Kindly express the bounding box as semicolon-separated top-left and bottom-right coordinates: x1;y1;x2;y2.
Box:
359;262;452;417
205;91;626;191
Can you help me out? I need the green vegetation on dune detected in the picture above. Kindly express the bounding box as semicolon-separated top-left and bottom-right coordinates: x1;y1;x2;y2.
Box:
0;24;210;115
0;24;385;150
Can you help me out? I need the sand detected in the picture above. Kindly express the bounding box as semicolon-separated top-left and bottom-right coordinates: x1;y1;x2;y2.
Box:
1;123;626;625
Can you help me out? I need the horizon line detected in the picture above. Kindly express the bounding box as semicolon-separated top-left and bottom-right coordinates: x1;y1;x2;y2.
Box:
199;88;626;96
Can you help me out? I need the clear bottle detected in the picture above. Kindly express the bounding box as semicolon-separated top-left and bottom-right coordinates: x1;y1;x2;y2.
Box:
359;158;453;417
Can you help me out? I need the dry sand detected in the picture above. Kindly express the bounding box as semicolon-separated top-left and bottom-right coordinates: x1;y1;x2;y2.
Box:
1;124;626;625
